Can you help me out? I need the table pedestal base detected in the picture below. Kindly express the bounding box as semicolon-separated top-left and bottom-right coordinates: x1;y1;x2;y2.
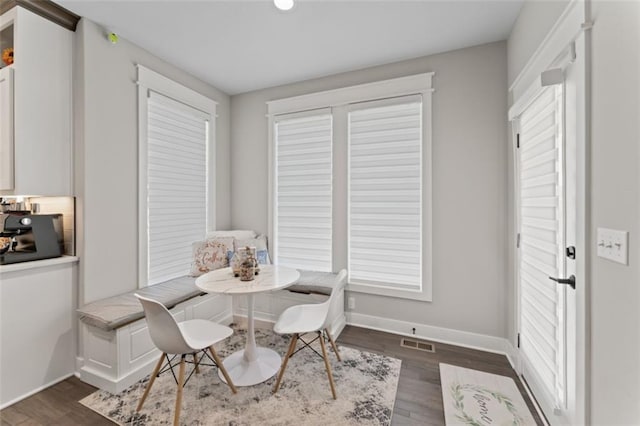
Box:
217;347;282;386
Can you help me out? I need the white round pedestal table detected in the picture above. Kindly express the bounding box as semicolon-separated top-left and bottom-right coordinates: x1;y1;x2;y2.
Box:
195;265;300;386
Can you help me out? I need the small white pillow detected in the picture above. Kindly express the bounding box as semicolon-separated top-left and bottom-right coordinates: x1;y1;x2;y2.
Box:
205;230;257;240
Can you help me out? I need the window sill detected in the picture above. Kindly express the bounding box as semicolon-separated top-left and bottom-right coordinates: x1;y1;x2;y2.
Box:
346;281;432;302
0;255;79;274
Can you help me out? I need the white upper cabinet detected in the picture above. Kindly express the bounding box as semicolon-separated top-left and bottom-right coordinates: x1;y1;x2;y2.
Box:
0;7;73;196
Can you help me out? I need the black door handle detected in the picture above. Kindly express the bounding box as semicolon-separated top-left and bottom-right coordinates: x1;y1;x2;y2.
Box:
549;275;576;290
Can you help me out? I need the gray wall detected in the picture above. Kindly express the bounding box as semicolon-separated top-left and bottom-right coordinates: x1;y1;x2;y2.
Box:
74;19;231;304
231;42;509;338
507;0;570;86
508;0;640;422
589;1;639;423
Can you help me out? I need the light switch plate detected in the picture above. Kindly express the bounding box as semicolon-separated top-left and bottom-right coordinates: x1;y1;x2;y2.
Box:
597;227;629;265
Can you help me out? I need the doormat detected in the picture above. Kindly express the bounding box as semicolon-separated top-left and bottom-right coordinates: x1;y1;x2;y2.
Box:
440;363;537;426
80;326;401;425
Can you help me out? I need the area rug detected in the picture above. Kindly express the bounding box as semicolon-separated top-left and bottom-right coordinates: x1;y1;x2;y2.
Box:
80;326;401;425
440;363;537;426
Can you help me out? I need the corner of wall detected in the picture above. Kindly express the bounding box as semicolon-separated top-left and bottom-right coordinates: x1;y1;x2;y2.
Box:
73;18;86;306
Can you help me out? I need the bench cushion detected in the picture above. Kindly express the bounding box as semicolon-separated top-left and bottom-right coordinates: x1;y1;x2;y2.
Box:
78;269;339;332
287;270;338;296
78;276;201;331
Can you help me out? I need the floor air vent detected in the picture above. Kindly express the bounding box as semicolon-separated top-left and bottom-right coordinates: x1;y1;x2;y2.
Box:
400;337;435;353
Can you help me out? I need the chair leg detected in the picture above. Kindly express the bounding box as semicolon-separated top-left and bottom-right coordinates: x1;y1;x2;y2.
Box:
193;352;200;374
273;333;298;394
325;328;341;362
173;355;186;426
319;331;337;399
209;346;237;394
137;352;166;412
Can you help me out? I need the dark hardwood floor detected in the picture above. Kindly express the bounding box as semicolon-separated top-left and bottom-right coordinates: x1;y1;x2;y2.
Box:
0;376;113;426
337;326;543;425
0;325;543;425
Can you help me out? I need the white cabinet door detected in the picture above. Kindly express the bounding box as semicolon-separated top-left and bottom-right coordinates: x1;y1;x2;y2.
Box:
0;7;72;196
0;66;14;190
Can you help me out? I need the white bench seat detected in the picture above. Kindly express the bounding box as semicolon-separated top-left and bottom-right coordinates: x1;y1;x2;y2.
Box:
77;276;202;331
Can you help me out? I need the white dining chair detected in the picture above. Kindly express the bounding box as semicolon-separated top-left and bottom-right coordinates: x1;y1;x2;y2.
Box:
135;294;237;426
272;269;348;399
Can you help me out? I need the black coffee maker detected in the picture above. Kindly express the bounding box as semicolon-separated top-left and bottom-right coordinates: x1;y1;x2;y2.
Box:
0;213;64;264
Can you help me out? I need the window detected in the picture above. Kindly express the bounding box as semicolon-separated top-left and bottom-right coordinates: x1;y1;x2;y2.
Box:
268;74;433;300
273;111;333;271
348;97;422;291
137;66;217;286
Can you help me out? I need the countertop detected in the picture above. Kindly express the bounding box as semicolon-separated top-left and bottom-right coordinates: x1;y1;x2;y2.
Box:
0;255;79;273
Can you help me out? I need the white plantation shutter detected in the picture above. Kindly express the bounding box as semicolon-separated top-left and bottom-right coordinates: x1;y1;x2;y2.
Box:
147;91;209;284
348;97;422;290
517;84;565;408
274;112;332;271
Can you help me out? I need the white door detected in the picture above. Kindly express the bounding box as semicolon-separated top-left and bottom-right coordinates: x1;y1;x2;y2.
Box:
516;81;577;424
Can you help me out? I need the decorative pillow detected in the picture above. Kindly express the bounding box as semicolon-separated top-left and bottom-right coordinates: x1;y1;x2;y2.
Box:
189;237;235;277
205;230;257;240
234;235;271;264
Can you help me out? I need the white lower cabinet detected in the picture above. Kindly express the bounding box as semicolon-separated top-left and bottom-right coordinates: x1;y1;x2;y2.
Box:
0;258;78;408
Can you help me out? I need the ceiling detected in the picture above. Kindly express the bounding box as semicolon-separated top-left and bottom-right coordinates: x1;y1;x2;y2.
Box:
54;0;523;95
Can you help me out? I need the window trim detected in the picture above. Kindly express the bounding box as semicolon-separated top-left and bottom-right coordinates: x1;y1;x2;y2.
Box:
267;73;433;301
137;65;217;288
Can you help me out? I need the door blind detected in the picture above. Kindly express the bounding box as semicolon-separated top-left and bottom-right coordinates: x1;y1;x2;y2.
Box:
147;91;209;285
348;98;422;290
274;113;332;271
518;84;565;407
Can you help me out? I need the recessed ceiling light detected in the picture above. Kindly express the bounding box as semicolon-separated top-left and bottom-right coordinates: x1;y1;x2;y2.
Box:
274;0;294;11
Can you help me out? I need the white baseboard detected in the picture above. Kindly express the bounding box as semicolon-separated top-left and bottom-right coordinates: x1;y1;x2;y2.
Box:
346;312;510;356
75;356;84;375
503;338;520;371
0;373;75;410
500;340;549;426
